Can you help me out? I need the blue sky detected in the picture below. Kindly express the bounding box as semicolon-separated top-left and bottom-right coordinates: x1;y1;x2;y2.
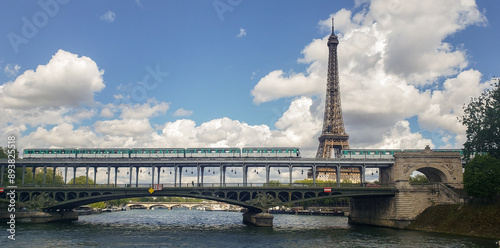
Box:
1;0;499;163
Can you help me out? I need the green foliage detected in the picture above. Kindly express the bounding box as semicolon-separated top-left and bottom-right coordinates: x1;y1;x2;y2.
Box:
89;202;106;209
462;81;500;160
268;180;281;186
67;175;95;185
410;174;429;184
464;154;500;200
22;168;65;185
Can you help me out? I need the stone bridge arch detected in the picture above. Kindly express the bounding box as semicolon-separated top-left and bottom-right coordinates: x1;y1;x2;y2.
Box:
380;146;463;188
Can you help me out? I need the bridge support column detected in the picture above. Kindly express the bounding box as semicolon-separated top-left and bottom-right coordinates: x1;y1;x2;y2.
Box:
243;212;274;227
151;165;155;186
360;166;366;185
157;167;161;185
0;165;4;186
265;164;270;185
72;166;76;185
85;166;89;186
43;166;47;186
64;166;67;184
129;166;132;187
179;167;183;186
312;165;316;187
53;166;57;186
136;167;139;187
336;166;341;187
174;165;178;187
107;166;111;186
22;166;26;185
196;165;200;186
289;165;293;186
114;167;118;187
93;167;97;187
200;166;204;186
243;165;247;186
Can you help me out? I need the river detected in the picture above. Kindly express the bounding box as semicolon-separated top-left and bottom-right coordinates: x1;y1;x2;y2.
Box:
2;209;498;247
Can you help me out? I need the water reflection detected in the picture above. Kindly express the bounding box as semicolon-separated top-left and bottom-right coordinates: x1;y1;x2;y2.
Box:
3;210;497;248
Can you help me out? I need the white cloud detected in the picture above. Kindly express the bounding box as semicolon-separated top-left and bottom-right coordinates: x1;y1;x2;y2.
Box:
237;27;246;37
100;11;116;22
250;0;488;149
4;64;20;77
100;108;114;118
173;108;193;117
372;121;433;149
0;49;105;109
95;118;153;137
120;100;169;119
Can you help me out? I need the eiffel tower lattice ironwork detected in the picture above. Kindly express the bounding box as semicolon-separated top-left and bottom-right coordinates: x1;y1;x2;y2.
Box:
316;19;349;159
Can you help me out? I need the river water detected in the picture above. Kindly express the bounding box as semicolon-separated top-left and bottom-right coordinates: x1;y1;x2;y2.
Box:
2;209;498;247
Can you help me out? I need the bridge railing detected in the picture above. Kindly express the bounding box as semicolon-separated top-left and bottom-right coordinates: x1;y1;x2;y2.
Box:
13;182;395;188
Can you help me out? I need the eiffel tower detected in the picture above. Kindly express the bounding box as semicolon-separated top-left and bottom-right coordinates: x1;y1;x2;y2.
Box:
316;19;350;159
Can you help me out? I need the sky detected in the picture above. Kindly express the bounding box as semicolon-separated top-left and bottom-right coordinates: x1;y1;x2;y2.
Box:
0;0;499;183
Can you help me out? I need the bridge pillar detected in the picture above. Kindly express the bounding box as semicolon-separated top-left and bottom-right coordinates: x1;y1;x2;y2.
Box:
107;166;111;186
129;166;132;186
201;166;204;185
197;165;200;186
312;165;316;186
265;165;270;185
151;165;155;186
242;212;274;227
22;165;26;185
93;167;97;187
349;147;465;229
157;166;161;184
179;166;183;186
336;165;341;187
43;166;47;186
243;165;247;186
0;165;3;186
136;166;139;187
85;165;89;186
72;166;76;185
174;165;178;187
114;167;118;187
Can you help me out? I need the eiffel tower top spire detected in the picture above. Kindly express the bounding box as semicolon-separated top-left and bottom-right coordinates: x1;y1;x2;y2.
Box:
316;18;349;159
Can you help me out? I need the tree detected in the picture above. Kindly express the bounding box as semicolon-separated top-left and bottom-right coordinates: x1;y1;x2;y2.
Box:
268;180;281;186
68;176;95;185
463;154;500;200
461;81;500;160
410;174;429;184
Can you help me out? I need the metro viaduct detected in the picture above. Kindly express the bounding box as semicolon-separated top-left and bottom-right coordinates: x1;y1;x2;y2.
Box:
0;157;395;188
0;148;467;227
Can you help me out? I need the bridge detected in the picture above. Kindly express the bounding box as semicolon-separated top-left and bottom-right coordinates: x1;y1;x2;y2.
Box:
0;147;466;227
125;201;238;210
0;157;395;188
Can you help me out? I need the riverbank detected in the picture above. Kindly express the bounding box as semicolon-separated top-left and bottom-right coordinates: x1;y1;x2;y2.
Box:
407;201;500;239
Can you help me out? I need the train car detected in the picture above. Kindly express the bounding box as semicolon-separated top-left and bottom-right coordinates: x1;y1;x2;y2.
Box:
433;149;464;155
185;148;241;158
341;149;402;159
23;148;78;158
103;148;130;158
77;148;121;158
242;147;300;158
129;148;185;158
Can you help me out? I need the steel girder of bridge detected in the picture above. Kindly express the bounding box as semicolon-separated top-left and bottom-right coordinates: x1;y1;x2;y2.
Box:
0;185;396;213
0;158;394;188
